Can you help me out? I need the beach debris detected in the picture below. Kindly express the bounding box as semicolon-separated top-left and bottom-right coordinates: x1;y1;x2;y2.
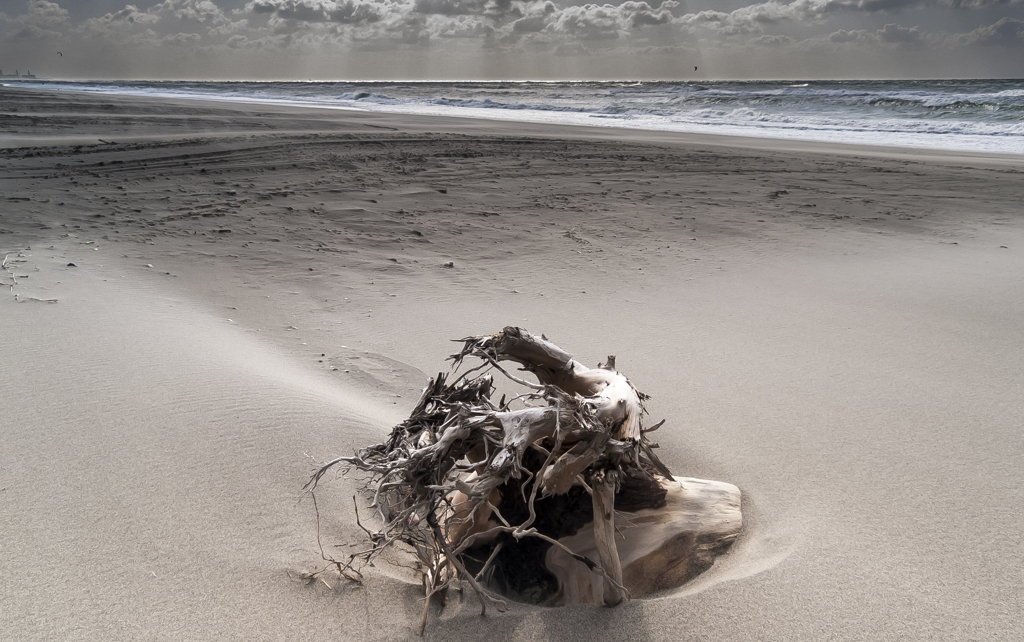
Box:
442;261;454;268
305;327;741;633
3;254;22;291
14;294;58;303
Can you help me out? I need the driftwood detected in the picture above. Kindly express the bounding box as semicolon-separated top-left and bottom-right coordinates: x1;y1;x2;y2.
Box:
305;327;741;632
546;475;741;605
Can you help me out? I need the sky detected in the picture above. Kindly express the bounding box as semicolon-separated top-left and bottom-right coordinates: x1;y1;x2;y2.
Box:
0;0;1022;79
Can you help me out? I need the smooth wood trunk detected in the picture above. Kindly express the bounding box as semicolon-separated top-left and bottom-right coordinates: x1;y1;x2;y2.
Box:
592;476;625;606
545;476;742;606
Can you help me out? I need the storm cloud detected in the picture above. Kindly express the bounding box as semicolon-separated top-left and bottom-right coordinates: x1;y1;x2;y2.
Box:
1;0;1022;77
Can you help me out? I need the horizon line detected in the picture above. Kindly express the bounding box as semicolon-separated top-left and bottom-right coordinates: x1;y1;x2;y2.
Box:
6;76;1024;84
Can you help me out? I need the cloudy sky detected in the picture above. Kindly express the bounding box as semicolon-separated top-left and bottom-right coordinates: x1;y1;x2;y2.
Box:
1;0;1022;79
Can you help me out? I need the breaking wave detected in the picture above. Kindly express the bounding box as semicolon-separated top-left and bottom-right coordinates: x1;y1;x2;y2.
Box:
8;78;1024;155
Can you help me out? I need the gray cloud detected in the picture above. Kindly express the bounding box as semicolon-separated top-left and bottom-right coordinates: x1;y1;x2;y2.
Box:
810;0;923;13
675;0;1024;40
828;27;866;41
2;0;1023;77
161;30;203;44
818;15;1024;49
390;19;432;43
554;40;589;53
247;0;327;20
329;1;383;23
877;21;922;43
247;0;347;21
80;5;160;36
9;23;62;39
622;1;674;27
1;0;69;40
512;15;547;31
957;16;1024;43
946;0;1024;7
22;0;70;26
802;0;1023;12
750;32;794;45
105;5;161;24
541;1;675;40
551;5;622;40
414;0;486;15
429;15;492;37
244;0;382;24
677;3;813;37
161;0;226;22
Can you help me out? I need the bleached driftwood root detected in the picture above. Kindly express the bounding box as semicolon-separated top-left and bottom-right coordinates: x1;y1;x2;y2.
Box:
305;327;741;632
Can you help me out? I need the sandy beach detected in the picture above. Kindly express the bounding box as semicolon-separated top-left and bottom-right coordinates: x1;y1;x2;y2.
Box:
2;85;1023;641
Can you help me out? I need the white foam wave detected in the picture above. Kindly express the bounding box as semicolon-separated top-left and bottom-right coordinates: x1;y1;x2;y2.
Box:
18;79;1024;156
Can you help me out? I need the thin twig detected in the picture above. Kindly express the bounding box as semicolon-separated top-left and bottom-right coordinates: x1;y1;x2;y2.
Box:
436;526;508;616
352;495;376;539
476;352;545;390
474;540;505;582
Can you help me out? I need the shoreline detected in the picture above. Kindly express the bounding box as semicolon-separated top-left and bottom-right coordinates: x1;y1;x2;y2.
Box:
4;84;1022;165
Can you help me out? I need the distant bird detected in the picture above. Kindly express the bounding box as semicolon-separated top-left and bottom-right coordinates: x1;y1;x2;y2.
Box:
694;66;698;71
58;52;62;57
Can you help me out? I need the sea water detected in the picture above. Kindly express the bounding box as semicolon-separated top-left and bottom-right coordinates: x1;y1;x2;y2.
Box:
6;78;1023;155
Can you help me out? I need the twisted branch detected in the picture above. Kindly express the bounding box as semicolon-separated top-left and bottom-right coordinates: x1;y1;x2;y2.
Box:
306;327;669;632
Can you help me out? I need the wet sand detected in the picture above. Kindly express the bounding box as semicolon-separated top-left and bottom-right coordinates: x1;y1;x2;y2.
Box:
2;86;1023;640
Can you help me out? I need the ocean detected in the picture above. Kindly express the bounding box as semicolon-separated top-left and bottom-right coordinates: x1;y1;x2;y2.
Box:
6;78;1024;155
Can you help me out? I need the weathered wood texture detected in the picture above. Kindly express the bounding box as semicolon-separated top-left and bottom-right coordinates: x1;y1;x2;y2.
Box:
307;327;742;632
546;476;742;606
463;326;645;442
592;475;626;606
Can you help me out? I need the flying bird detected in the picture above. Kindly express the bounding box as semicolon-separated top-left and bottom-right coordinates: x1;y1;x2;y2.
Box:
58;52;62;56
694;66;698;71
